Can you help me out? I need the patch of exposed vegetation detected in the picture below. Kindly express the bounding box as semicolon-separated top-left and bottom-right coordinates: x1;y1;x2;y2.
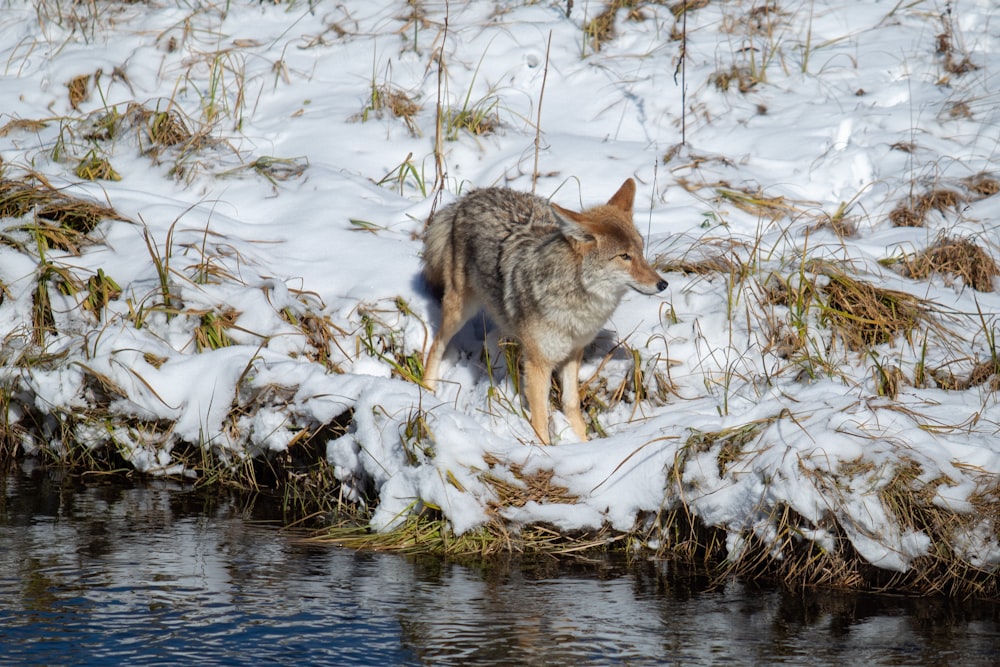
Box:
820;270;929;349
352;83;422;136
965;172;1000;199
1;174;129;253
936;11;979;78
583;0;670;52
889;188;964;227
483;453;578;509
896;236;999;293
711;64;758;93
763;263;931;353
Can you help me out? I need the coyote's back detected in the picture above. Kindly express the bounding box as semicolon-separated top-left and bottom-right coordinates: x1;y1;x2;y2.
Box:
422;179;667;444
423;187;566;329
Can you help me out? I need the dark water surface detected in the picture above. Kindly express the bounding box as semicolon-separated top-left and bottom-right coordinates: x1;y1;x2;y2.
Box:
1;467;998;666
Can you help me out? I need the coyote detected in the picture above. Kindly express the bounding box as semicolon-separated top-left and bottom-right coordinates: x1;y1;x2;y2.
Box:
422;178;667;444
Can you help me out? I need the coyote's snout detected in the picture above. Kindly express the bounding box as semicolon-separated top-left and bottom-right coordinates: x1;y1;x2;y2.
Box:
422;178;667;444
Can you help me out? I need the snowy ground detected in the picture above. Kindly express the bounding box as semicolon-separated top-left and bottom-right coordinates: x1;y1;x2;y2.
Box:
1;0;999;580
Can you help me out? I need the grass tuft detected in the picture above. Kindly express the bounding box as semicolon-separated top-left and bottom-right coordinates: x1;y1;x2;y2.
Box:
1;174;129;238
193;309;239;352
669;0;710;18
965;173;1000;199
820;268;929;350
711;65;758;93
936;12;979;78
75;152;121;181
682;419;770;477
353;83;422;136
889;188;964;227
482;453;578;509
896;236;999;293
66;73;92;110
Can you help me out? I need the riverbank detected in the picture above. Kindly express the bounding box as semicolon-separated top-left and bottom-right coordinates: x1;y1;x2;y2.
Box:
2;1;999;599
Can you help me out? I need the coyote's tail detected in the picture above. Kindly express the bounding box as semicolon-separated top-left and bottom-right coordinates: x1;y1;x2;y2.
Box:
421;204;454;295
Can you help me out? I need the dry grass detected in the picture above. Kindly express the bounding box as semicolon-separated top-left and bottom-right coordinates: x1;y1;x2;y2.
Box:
583;0;664;52
579;340;677;437
354;299;427;385
658;421;1000;598
820;270;929;349
889;188;964;227
765;263;932;353
929;357;1000;392
584;2;625;52
314;509;626;559
482;453;578;509
352;84;422;136
1;174;129;253
669;0;710;18
309;450;616;558
146;108;193;147
8;101;258;185
0;118;51;136
897;236;999;292
807;201;858;238
936;13;979;78
75;154;121;181
0;175;128;234
655;253;739;275
193;308;239;352
66;73;91;110
710;65;758;93
964;359;1000;391
121;102;229;174
682;420;771;477
872;459;1000;598
965;173;1000;199
280;303;347;372
715;186;809;220
653;235;752;277
444;99;501;140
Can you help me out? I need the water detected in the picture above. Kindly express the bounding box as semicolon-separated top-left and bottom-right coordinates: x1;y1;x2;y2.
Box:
1;467;998;666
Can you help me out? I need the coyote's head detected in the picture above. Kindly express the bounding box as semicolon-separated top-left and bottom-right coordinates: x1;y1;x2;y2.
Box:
552;179;668;298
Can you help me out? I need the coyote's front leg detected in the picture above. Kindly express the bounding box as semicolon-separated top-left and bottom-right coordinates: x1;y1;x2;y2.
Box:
523;352;554;445
559;348;588;441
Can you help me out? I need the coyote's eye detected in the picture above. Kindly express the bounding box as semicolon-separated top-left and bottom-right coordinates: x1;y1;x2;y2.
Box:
618;252;631;261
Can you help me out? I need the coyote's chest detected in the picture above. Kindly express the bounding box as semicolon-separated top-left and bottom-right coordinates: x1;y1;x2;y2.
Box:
524;285;622;361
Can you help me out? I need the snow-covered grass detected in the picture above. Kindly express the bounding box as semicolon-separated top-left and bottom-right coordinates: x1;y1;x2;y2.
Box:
2;0;1000;596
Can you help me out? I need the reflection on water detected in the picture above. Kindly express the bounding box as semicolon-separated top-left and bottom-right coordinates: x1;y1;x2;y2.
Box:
1;466;998;666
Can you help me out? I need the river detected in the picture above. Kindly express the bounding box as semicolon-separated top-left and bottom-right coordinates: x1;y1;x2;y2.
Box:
1;465;998;666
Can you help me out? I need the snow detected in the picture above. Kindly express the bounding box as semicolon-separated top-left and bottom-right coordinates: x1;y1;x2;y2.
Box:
2;0;1000;574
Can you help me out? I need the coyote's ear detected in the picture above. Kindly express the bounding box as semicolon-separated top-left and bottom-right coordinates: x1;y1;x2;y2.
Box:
607;178;636;214
551;203;596;249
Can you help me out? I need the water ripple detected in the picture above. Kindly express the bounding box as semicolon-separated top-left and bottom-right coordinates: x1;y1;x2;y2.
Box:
2;474;999;666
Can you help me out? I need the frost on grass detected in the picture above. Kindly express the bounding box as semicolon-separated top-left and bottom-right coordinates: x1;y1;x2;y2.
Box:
2;1;1000;596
